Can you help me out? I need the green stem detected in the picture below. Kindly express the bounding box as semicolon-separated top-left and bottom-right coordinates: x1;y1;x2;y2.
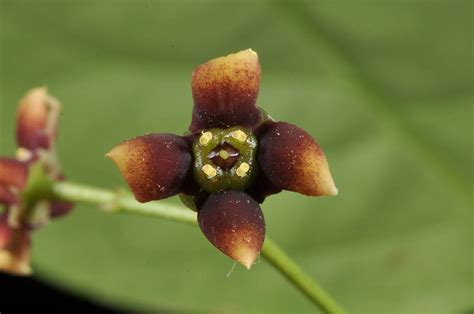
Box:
52;181;196;225
261;238;346;314
51;181;346;314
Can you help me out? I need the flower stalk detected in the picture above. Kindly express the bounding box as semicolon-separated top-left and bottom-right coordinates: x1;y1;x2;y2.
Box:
50;180;346;314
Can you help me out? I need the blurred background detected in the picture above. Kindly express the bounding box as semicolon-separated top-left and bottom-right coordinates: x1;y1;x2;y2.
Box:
0;1;472;313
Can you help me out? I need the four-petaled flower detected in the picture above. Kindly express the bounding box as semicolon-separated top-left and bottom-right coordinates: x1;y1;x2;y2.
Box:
108;50;337;269
0;88;72;275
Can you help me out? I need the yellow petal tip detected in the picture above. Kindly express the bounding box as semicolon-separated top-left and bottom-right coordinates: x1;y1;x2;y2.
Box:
237;248;258;270
0;250;32;276
246;48;258;58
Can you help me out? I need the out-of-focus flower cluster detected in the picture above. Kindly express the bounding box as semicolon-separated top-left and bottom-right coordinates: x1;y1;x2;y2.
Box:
108;50;337;269
0;88;72;275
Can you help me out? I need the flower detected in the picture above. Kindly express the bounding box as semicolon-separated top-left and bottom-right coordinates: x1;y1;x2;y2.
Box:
0;88;72;275
108;50;337;269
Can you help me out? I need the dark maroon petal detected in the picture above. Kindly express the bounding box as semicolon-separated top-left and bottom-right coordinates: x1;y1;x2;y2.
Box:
198;190;265;269
258;122;337;196
179;162;201;196
0;158;28;189
16;87;61;151
0;211;32;275
247;167;282;203
0;185;17;205
189;49;262;132
107;133;192;202
49;201;73;218
245;122;282;203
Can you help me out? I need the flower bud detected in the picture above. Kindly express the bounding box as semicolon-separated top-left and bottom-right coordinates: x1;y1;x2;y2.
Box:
0;87;72;276
16;87;60;153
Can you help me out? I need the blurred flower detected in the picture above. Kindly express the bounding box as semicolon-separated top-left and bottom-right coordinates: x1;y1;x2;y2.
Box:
108;50;337;269
0;88;72;275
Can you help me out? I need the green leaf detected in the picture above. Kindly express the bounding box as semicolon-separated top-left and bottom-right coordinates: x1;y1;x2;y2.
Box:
0;1;471;313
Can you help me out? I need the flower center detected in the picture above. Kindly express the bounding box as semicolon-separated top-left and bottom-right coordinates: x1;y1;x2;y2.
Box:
208;143;239;170
192;127;257;193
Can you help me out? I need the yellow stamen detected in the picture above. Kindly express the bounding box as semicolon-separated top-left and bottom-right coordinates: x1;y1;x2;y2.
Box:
202;164;217;178
199;132;213;145
236;162;250;177
16;148;32;162
219;150;229;159
231;130;247;142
